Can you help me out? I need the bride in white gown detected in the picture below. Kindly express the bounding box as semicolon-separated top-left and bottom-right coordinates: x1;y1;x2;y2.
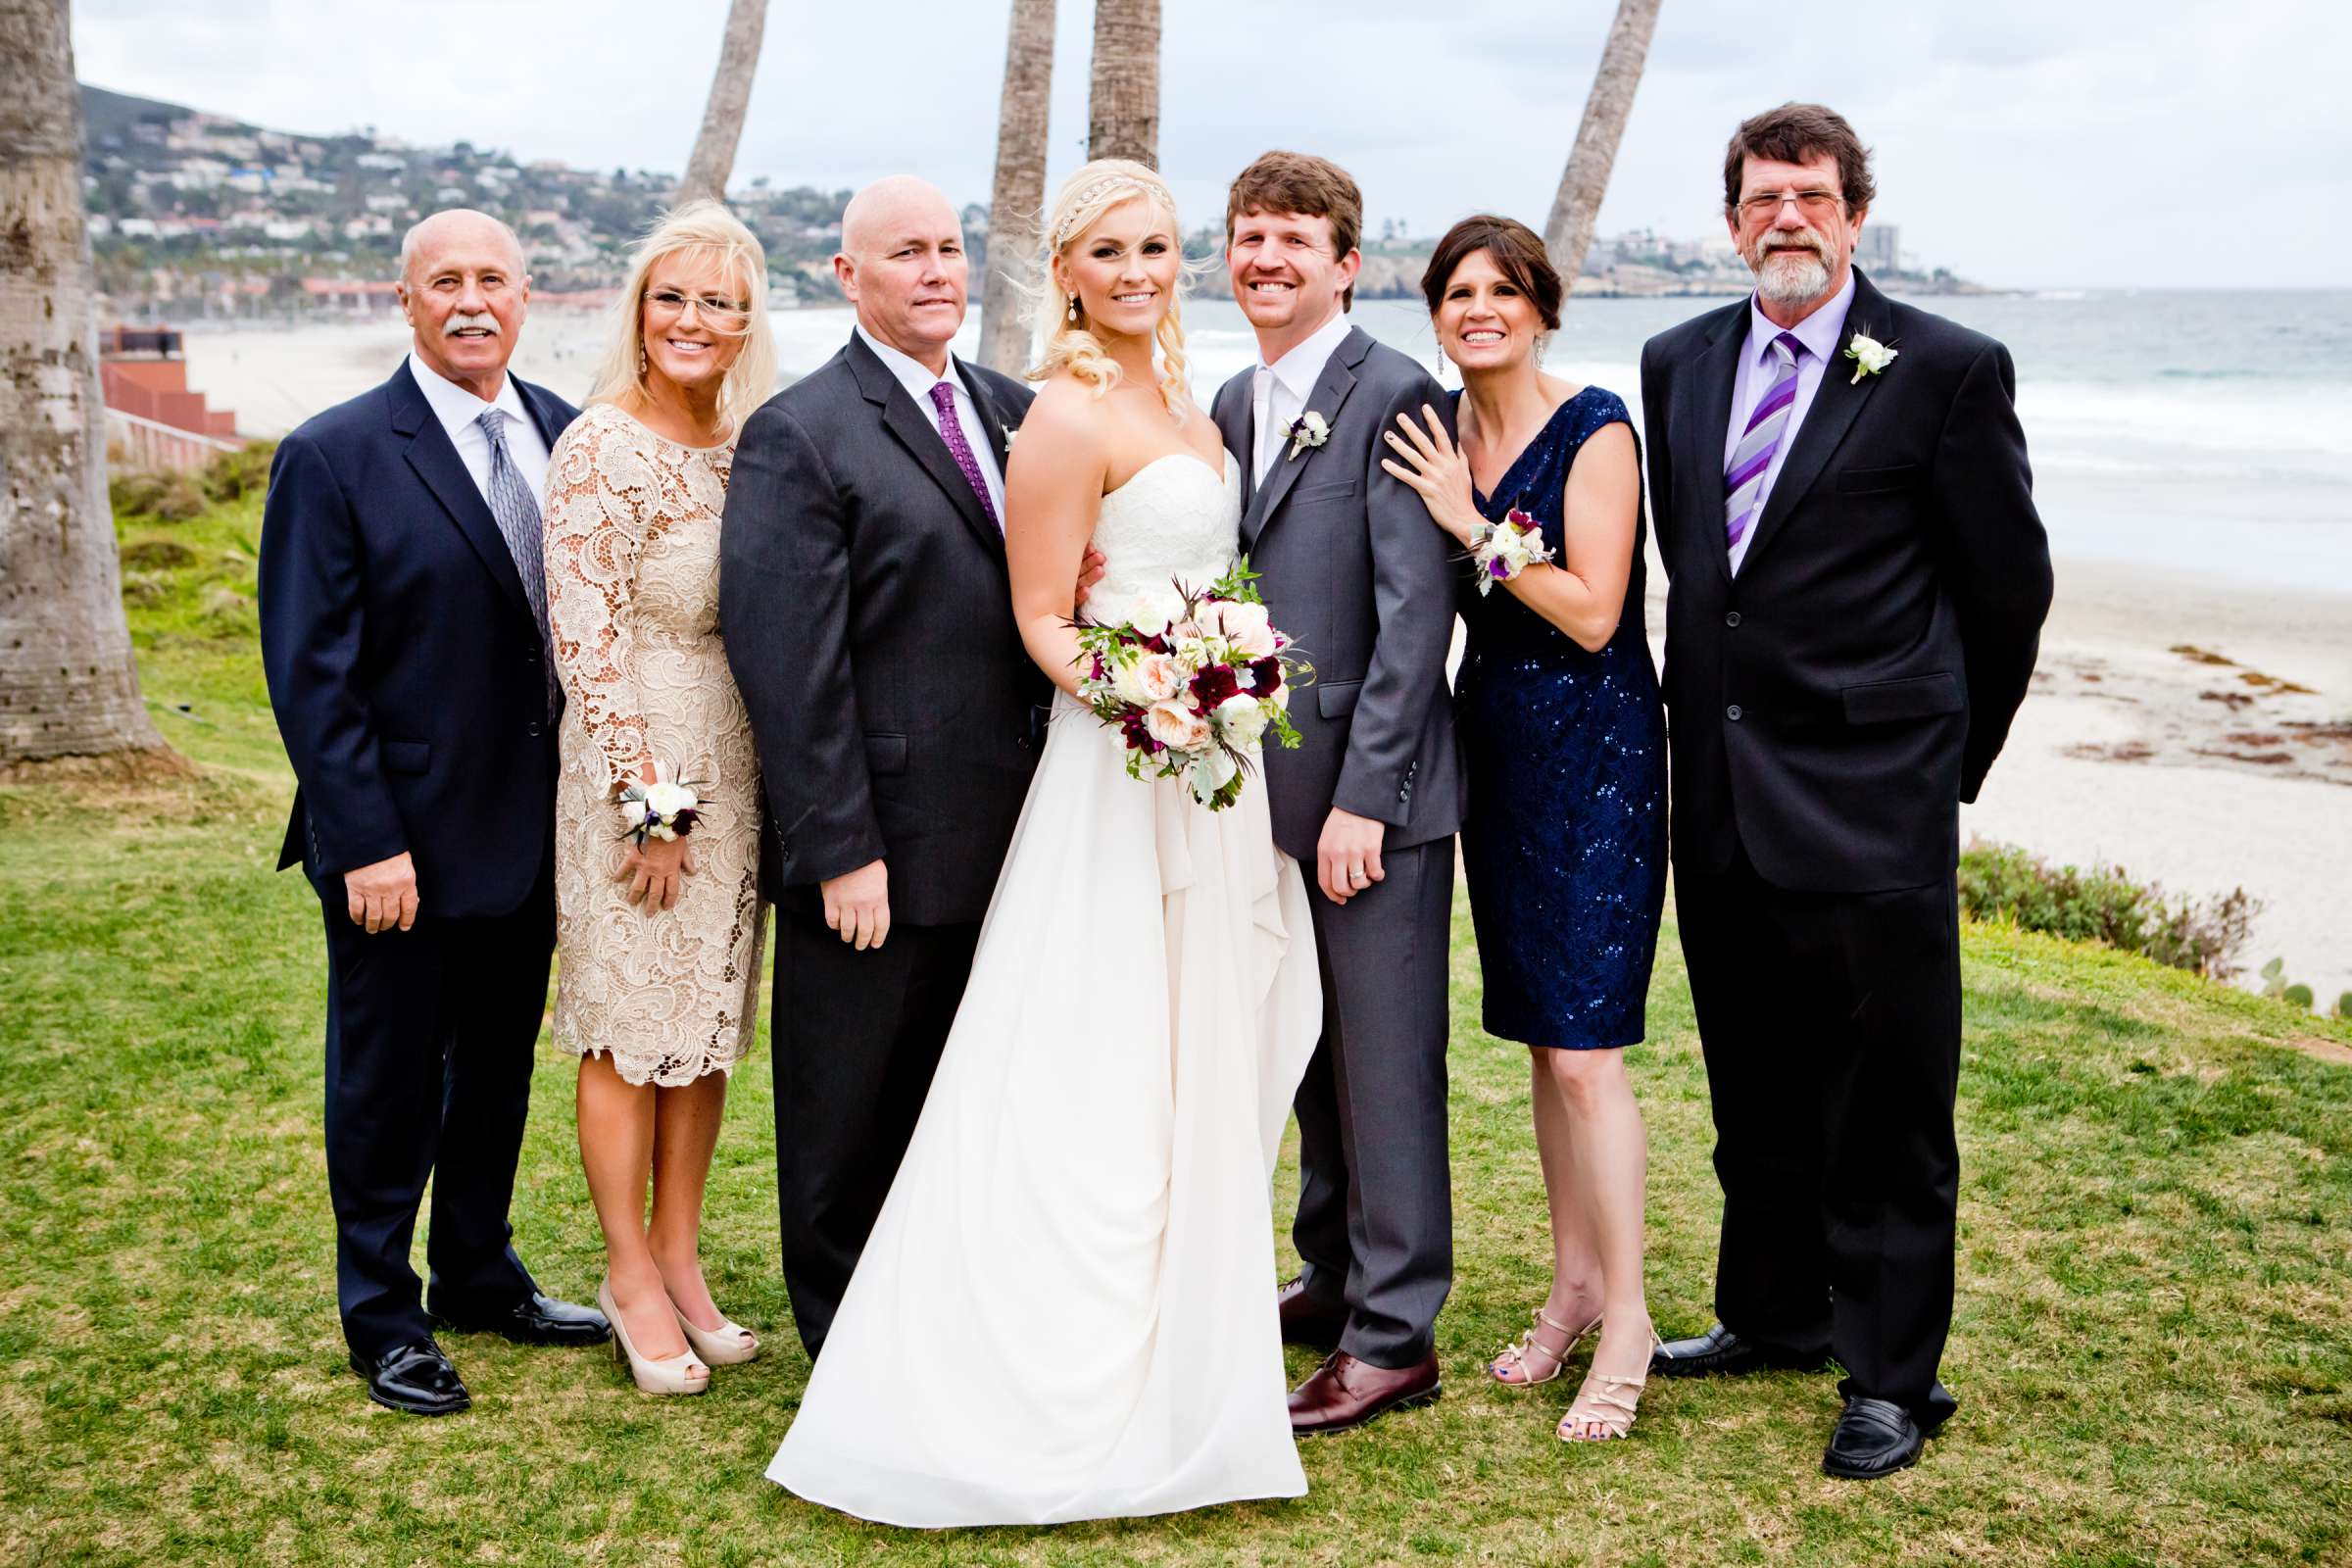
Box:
766;163;1322;1526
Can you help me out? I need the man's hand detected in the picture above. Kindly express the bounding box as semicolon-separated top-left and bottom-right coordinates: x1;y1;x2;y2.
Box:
821;858;891;951
1073;543;1107;610
616;836;697;911
1315;808;1387;906
345;852;419;934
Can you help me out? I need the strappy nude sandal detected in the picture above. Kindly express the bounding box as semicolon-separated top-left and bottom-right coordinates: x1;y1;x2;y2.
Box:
1557;1334;1663;1442
1488;1307;1600;1388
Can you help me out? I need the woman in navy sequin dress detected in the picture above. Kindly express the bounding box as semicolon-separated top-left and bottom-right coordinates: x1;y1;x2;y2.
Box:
1383;218;1667;1445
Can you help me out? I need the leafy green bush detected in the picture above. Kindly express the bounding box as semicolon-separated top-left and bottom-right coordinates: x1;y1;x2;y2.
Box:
108;468;207;522
198;440;276;504
1959;841;2257;980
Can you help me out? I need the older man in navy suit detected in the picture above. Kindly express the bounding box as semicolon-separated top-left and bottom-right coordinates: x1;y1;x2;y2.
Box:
260;209;608;1416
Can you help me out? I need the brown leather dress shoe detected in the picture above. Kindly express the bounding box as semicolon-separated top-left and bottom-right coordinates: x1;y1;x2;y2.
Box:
1288;1349;1442;1434
1276;1275;1348;1350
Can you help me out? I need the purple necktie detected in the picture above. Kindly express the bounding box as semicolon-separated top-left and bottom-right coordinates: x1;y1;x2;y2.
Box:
1724;330;1803;551
928;381;1000;532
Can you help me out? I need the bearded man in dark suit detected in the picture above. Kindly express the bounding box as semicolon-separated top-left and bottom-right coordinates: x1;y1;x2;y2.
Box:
1637;105;2052;1479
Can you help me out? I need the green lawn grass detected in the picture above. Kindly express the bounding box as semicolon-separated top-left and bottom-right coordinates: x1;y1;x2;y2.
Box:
0;492;2345;1565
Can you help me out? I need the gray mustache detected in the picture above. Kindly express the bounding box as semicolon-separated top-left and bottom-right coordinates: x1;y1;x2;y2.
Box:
1760;234;1829;262
444;312;500;337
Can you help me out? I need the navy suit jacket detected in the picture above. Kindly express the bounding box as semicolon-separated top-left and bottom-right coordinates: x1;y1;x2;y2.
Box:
259;360;580;919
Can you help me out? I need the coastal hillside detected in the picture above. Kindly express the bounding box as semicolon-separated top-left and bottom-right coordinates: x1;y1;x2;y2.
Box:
76;81;1980;318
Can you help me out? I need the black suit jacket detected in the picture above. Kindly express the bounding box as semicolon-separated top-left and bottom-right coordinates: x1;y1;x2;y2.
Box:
1639;270;2052;892
1209;326;1464;862
719;333;1045;928
258;360;579;918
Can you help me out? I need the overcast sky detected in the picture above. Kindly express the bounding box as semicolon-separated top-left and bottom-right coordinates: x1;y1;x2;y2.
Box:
71;0;2350;289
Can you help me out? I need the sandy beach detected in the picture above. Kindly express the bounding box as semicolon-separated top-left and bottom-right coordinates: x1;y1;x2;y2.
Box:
177;317;2351;1008
1953;562;2351;1005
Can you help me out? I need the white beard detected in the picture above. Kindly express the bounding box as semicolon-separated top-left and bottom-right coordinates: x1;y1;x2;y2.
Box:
1752;247;1831;309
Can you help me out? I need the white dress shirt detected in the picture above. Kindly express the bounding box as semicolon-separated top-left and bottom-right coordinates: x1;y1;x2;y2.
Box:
1720;269;1856;576
406;349;550;509
1250;309;1354;483
856;324;1007;522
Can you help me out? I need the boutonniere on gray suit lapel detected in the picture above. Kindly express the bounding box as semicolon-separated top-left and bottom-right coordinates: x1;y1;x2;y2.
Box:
1285;411;1331;461
1842;328;1899;385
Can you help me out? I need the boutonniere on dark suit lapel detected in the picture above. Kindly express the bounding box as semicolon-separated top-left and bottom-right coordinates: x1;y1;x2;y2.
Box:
1284;411;1331;461
1842;327;1900;385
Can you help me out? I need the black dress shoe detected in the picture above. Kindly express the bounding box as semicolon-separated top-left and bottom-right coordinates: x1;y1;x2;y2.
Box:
1822;1395;1930;1479
1276;1275;1348;1350
352;1340;470;1416
430;1290;611;1347
1648;1321;1827;1379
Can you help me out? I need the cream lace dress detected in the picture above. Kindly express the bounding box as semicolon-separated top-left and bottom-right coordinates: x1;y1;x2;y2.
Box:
544;402;763;1086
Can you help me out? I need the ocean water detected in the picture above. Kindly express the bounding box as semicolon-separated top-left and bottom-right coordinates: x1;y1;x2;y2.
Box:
766;289;2352;594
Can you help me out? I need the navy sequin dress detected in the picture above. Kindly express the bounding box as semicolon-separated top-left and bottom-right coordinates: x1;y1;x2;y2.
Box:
1453;387;1667;1050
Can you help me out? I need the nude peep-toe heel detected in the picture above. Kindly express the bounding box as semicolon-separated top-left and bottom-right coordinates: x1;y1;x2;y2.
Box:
1558;1334;1663;1443
1488;1306;1601;1388
599;1280;709;1396
672;1299;760;1367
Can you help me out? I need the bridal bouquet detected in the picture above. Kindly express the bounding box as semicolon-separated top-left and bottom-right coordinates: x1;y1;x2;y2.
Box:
1074;561;1308;810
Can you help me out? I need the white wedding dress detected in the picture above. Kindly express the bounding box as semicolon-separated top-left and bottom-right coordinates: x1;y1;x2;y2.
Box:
766;451;1322;1528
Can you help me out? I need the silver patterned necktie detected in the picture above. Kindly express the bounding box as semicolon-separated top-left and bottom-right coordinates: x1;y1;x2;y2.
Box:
1724;330;1803;555
476;409;557;716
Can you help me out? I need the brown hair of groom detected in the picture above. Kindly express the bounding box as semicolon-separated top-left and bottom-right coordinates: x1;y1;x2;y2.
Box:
1226;151;1364;310
1419;216;1563;331
1722;103;1878;218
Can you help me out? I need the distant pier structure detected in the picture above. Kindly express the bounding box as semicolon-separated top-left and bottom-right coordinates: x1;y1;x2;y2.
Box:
99;325;244;471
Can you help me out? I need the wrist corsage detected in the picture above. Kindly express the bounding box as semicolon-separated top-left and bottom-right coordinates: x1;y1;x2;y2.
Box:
619;777;705;848
1467;507;1556;595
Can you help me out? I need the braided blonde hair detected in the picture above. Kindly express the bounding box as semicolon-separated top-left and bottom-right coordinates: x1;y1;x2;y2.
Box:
1025;160;1192;415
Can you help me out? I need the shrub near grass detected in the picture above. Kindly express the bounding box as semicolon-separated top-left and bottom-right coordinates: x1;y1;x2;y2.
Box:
1959;839;2257;980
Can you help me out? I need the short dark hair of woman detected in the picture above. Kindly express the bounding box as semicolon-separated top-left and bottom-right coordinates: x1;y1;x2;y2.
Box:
1721;102;1877;218
1419;216;1563;331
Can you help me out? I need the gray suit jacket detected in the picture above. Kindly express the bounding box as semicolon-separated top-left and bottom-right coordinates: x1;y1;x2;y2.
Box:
1212;324;1463;862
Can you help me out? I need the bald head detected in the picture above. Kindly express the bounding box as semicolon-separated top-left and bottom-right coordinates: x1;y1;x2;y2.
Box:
396;207;530;400
399;208;525;285
835;176;969;371
839;176;959;262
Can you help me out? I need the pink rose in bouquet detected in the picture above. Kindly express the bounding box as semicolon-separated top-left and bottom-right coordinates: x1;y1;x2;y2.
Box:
1072;559;1311;809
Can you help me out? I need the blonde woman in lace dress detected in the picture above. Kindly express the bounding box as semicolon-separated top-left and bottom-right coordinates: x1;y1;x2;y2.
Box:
543;202;778;1395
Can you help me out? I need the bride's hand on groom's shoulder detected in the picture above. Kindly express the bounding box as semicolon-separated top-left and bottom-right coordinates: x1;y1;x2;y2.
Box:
822;858;891;952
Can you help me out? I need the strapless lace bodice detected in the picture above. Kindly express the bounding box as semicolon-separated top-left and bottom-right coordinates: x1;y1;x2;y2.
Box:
1089;451;1242;619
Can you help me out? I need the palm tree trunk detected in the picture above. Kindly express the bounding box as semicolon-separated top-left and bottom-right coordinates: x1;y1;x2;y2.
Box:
675;0;768;205
0;0;166;762
979;0;1056;375
1086;0;1159;168
1543;0;1663;287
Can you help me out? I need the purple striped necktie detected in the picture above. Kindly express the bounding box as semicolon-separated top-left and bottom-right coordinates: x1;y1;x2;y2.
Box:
928;381;1000;532
1724;330;1803;551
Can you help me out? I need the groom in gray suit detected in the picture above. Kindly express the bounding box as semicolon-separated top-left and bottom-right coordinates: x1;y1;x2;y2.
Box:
1210;151;1463;1433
